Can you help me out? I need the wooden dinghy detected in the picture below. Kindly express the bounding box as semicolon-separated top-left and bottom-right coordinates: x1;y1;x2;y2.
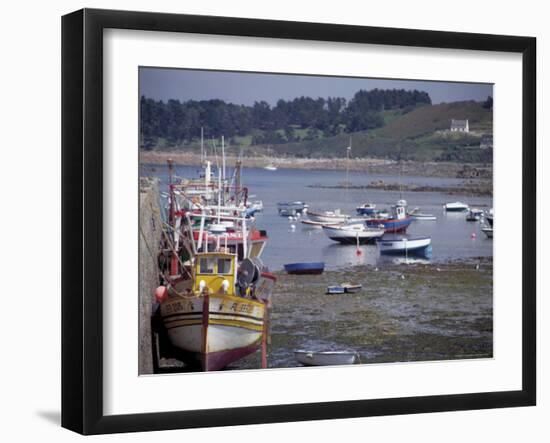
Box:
294;350;360;366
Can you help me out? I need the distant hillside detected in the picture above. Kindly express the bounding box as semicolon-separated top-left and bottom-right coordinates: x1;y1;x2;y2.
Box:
143;100;493;163
265;101;493;163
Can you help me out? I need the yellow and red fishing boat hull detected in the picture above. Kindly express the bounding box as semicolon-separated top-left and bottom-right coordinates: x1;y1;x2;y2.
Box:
160;293;266;371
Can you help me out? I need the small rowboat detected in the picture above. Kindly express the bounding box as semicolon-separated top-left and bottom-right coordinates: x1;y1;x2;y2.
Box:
326;285;345;294
284;262;325;275
326;283;362;294
444;201;469;212
322;223;384;244
294;350;359;366
342;282;362;293
378;236;432;258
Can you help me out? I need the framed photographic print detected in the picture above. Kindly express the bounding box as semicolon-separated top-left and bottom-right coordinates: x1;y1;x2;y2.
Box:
61;8;536;435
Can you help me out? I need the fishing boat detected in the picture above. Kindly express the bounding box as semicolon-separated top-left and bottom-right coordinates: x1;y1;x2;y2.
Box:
307;209;350;224
377;236;432;258
365;200;412;233
155;144;278;371
444;201;469;212
481;226;493;238
284;262;325;275
322;223;384;244
356;202;377;216
277;201;308;216
158;252;276;371
294;350;359;366
264;164;277;171
192;225;268;260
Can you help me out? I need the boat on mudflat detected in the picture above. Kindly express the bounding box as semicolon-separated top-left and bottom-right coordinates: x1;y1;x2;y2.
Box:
159;251;275;371
444;201;469;212
284;262;325;275
294;350;359;366
322;223;384;244
326;282;362;294
377;236;432;258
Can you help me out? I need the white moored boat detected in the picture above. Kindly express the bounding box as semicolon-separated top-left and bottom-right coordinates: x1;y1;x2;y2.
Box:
322;223;385;244
377;236;432;258
411;213;437;221
307;209;350;223
444;201;469;212
294;350;359;366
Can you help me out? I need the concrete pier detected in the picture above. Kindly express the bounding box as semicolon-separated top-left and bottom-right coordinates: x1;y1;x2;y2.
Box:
139;177;163;375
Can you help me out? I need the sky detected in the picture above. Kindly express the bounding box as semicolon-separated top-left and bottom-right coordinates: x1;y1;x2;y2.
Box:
139;67;492;106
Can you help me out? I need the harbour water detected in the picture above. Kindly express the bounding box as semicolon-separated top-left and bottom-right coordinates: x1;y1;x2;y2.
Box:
141;163;493;271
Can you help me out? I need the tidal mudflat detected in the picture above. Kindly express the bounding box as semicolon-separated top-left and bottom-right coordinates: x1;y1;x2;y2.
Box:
232;257;492;370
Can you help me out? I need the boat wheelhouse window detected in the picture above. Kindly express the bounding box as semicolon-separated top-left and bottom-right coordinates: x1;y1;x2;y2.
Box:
199;257;215;274
217;258;232;274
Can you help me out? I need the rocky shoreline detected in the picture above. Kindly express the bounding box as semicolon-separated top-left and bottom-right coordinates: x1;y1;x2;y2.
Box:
139;151;492;179
308;179;493;197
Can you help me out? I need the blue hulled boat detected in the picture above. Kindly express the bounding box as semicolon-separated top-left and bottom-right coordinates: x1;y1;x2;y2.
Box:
284;262;325;275
365;200;412;233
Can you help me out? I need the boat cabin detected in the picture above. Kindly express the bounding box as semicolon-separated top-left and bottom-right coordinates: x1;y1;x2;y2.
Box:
193;252;237;296
393;203;407;220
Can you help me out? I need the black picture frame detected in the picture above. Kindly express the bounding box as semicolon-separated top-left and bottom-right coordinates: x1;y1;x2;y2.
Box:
62;8;536;435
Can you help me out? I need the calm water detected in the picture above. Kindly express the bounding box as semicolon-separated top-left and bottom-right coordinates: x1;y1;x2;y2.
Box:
141;163;493;271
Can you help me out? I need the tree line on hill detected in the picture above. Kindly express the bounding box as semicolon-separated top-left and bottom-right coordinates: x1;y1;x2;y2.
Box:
140;88;432;149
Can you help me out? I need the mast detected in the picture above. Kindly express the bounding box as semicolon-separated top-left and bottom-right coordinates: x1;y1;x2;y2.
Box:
235;159;242;203
200;126;204;164
167;158;178;276
221;135;226;182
